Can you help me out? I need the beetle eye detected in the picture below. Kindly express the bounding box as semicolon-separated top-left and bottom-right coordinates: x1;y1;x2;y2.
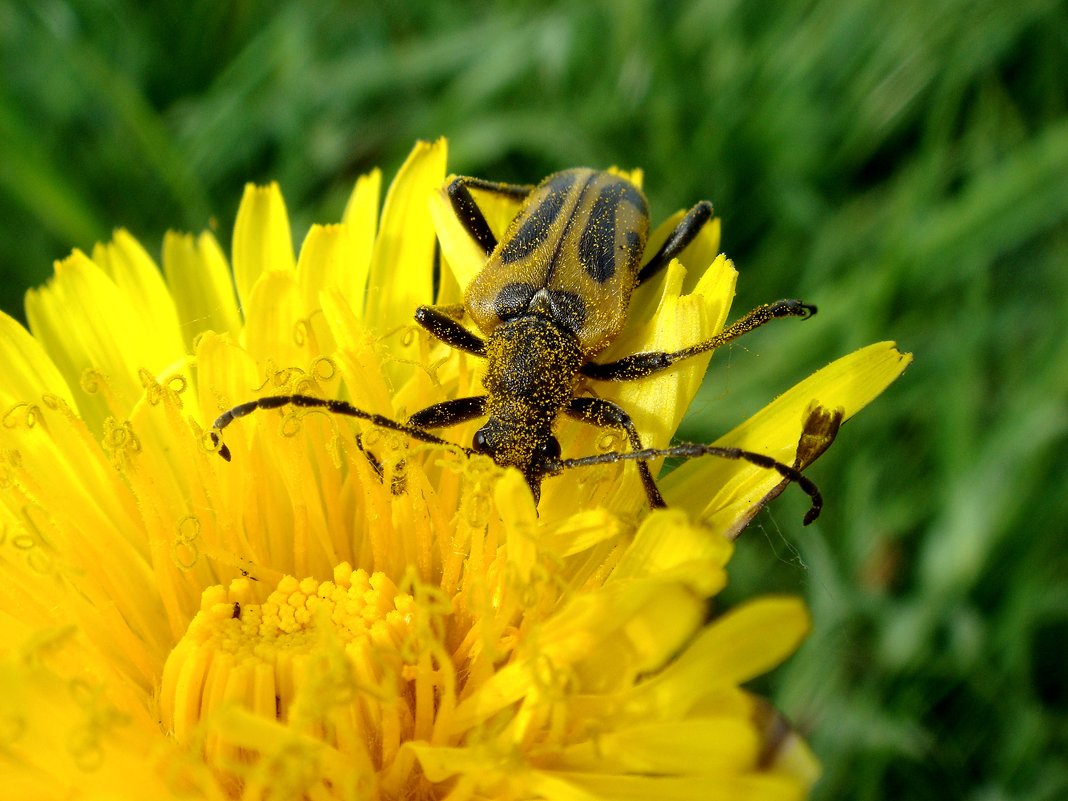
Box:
472;429;490;454
537;436;561;461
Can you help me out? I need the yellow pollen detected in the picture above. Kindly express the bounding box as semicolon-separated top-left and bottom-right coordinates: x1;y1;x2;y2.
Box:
160;563;435;789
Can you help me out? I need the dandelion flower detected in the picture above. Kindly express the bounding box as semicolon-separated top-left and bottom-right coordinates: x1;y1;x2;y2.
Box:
0;139;910;800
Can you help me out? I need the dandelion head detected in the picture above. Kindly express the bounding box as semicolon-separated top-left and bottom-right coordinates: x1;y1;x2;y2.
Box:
0;139;909;800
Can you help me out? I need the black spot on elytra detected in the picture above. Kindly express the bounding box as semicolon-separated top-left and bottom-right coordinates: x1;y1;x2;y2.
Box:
499;172;576;264
578;185;619;283
494;282;537;321
546;289;586;334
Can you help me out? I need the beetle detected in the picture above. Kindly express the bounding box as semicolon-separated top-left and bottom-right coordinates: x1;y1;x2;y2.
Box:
213;169;824;522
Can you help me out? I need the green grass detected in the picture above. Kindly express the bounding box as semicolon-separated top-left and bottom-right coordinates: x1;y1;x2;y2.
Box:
2;1;1067;798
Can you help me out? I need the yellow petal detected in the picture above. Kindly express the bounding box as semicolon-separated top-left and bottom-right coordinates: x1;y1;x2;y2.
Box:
162;229;242;343
24;251;181;429
553;717;759;774
295;222;361;355
643;209;723;290
0;310;74;407
92;229;186;359
364;138;446;334
534;771;805;801
609;508;732;595
0;659;177;801
338;167;382;313
628;596;810;720
320;288;396;414
664;342;913;526
232;181;295;310
242;269;306;369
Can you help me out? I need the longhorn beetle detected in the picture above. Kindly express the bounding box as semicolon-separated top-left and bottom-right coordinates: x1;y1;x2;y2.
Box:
213;169;823;522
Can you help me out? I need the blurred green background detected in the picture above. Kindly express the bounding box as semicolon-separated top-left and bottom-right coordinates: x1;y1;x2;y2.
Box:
2;1;1066;798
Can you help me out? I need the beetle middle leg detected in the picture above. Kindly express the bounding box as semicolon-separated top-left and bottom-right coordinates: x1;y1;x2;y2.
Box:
565;396;665;508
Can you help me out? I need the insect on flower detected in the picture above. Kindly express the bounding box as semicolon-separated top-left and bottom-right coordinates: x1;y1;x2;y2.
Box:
212;169;825;522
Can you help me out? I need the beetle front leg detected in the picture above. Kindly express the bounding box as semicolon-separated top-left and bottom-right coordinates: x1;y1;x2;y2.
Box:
565;396;665;508
581;299;816;381
408;396;487;429
447;176;535;257
415;306;488;357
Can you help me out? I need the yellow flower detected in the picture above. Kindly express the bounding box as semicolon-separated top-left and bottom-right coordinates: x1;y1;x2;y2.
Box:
0;139;910;800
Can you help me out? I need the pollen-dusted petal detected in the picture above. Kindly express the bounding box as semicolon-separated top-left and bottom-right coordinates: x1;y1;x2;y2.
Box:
232;181;295;310
365;139;446;335
663;342;912;525
92;229;187;360
162;229;242;343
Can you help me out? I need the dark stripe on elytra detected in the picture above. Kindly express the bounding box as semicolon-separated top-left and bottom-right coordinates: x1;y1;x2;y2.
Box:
619;182;647;216
577;185;620;283
493;281;537;321
499;172;576;264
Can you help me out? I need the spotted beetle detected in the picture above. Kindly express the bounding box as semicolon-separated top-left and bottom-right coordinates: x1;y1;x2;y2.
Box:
213;169;824;522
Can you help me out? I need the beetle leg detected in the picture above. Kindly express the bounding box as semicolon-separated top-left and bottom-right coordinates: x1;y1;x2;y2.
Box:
210;394;472;461
415;306;488;357
565;396;666;508
409;396;487;429
636;200;714;285
451;175;535;199
581;299;816;381
447;176;536;257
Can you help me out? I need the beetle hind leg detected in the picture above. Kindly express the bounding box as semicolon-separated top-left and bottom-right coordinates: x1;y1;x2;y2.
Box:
637;200;714;285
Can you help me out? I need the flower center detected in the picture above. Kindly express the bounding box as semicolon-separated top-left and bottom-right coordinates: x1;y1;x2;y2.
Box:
161;563;445;794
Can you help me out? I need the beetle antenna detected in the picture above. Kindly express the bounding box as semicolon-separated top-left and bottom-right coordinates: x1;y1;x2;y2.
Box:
210;394;473;461
549;444;823;525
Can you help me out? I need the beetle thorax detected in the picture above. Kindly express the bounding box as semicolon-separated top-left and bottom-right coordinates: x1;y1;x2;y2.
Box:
476;313;583;485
